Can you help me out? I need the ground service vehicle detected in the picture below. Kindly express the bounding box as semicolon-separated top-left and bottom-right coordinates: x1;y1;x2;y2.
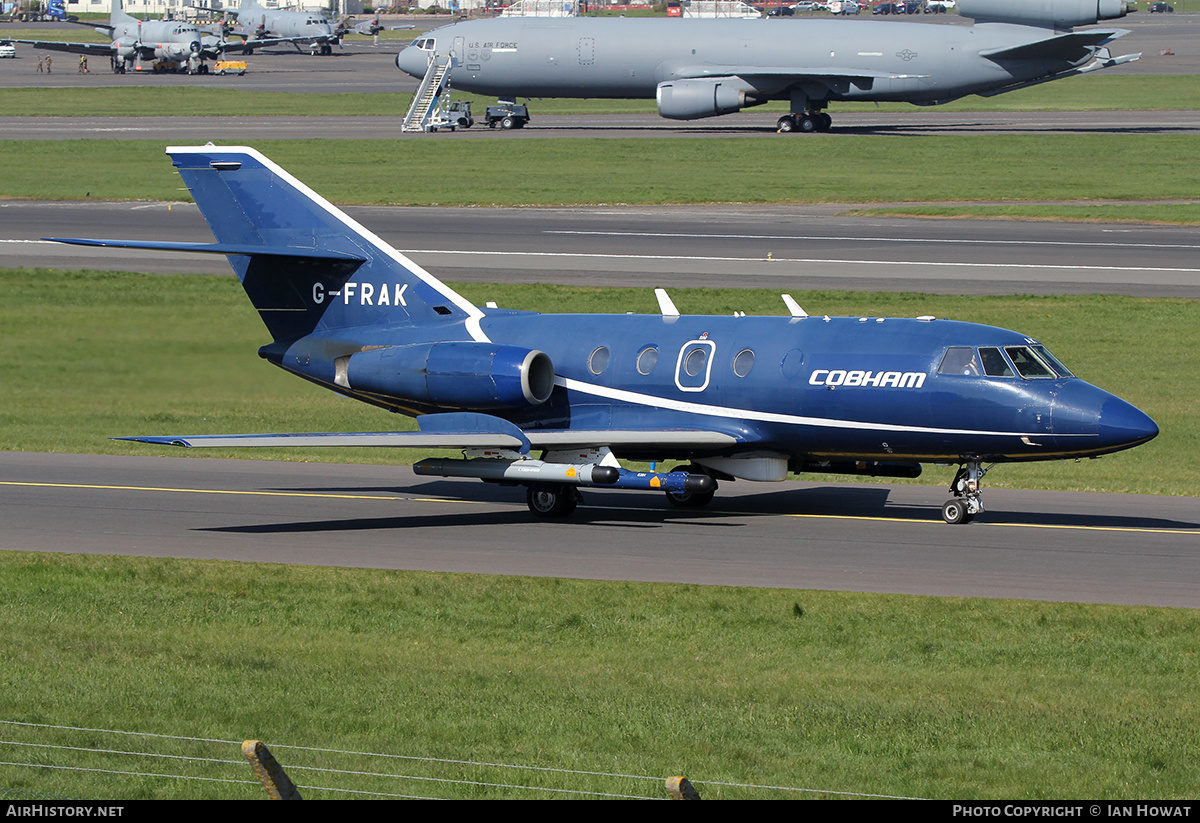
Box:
485;102;530;129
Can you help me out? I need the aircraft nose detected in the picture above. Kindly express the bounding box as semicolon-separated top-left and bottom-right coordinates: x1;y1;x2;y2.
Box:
1097;396;1159;452
396;47;423;77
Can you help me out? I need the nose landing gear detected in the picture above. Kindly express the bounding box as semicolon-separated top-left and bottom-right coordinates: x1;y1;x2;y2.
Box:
942;460;989;524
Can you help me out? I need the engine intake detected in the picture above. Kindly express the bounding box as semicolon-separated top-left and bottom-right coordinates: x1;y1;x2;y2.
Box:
340;342;555;410
958;0;1128;27
657;78;757;121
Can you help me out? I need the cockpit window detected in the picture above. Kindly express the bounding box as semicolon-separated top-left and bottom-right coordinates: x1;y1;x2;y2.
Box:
979;347;1014;378
938;347;979;376
1031;345;1073;378
1005;346;1055;379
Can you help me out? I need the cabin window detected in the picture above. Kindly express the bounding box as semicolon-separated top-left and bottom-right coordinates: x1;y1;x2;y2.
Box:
938;347;979;376
1005;346;1055;379
588;346;610;375
733;348;755;378
684;347;707;377
979;347;1014;378
636;346;658;375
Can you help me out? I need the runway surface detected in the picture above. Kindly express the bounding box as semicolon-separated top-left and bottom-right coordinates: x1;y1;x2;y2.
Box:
4;109;1200;138
4;199;1199;297
3;452;1197;608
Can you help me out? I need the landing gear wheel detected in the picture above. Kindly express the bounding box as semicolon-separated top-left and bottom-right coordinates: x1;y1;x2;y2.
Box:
797;114;817;133
941;498;972;525
527;484;577;518
777;115;796;132
816;112;832;131
665;465;717;509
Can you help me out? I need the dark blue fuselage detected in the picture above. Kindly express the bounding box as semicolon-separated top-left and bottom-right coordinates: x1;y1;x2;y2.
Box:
276;309;1156;466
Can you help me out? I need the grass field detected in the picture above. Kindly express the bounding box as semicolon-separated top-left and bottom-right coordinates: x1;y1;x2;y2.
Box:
3;136;1200;213
2;552;1199;800
0;269;1191;496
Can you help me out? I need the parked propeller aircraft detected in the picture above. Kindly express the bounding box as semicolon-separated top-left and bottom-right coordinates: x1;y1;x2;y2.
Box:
337;12;415;44
49;146;1157;523
11;1;301;72
200;0;342;55
395;0;1141;132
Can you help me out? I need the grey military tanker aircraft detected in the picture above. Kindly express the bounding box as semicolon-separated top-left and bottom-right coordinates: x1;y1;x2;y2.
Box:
394;0;1140;132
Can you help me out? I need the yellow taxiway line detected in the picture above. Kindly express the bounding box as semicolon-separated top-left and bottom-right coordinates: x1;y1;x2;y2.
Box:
3;480;1196;535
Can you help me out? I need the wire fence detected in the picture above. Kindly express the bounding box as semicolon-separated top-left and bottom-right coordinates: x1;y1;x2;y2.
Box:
0;720;922;800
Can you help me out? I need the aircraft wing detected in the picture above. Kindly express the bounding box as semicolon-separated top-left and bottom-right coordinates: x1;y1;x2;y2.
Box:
116;431;532;450
9;39;117;57
224;32;338;49
675;65;928;81
116;429;739;450
979;29;1130;62
115;412;744;454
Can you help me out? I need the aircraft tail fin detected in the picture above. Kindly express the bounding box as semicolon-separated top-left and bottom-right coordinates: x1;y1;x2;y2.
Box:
165;145;482;344
111;0;134;26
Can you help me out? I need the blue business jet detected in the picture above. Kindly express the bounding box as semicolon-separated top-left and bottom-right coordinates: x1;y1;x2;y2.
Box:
51;146;1158;524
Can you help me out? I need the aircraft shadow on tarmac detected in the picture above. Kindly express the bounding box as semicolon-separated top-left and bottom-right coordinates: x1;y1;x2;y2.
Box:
197;482;1199;534
526;122;1199;137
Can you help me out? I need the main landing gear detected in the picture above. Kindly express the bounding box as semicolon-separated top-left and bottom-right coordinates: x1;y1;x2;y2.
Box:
942;460;989;524
524;466;717;518
664;464;717;509
777;111;832;133
527;484;579;518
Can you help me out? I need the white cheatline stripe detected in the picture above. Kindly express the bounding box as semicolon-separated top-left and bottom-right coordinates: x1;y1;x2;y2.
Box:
555;375;1080;440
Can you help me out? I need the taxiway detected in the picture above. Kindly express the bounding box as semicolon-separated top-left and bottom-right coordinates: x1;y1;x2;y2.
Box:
3;452;1197;608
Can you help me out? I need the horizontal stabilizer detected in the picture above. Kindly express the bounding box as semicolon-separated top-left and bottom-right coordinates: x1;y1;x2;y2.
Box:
46;237;368;263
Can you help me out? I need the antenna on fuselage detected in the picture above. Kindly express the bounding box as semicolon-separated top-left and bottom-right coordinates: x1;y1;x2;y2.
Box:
654;288;680;318
781;294;807;318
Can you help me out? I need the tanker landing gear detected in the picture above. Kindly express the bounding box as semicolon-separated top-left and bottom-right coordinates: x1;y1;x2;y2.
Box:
942;460;989;524
777;111;831;133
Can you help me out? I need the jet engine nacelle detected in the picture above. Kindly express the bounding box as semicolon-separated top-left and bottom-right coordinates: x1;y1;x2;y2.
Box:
656;78;756;121
958;0;1127;27
340;342;556;410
